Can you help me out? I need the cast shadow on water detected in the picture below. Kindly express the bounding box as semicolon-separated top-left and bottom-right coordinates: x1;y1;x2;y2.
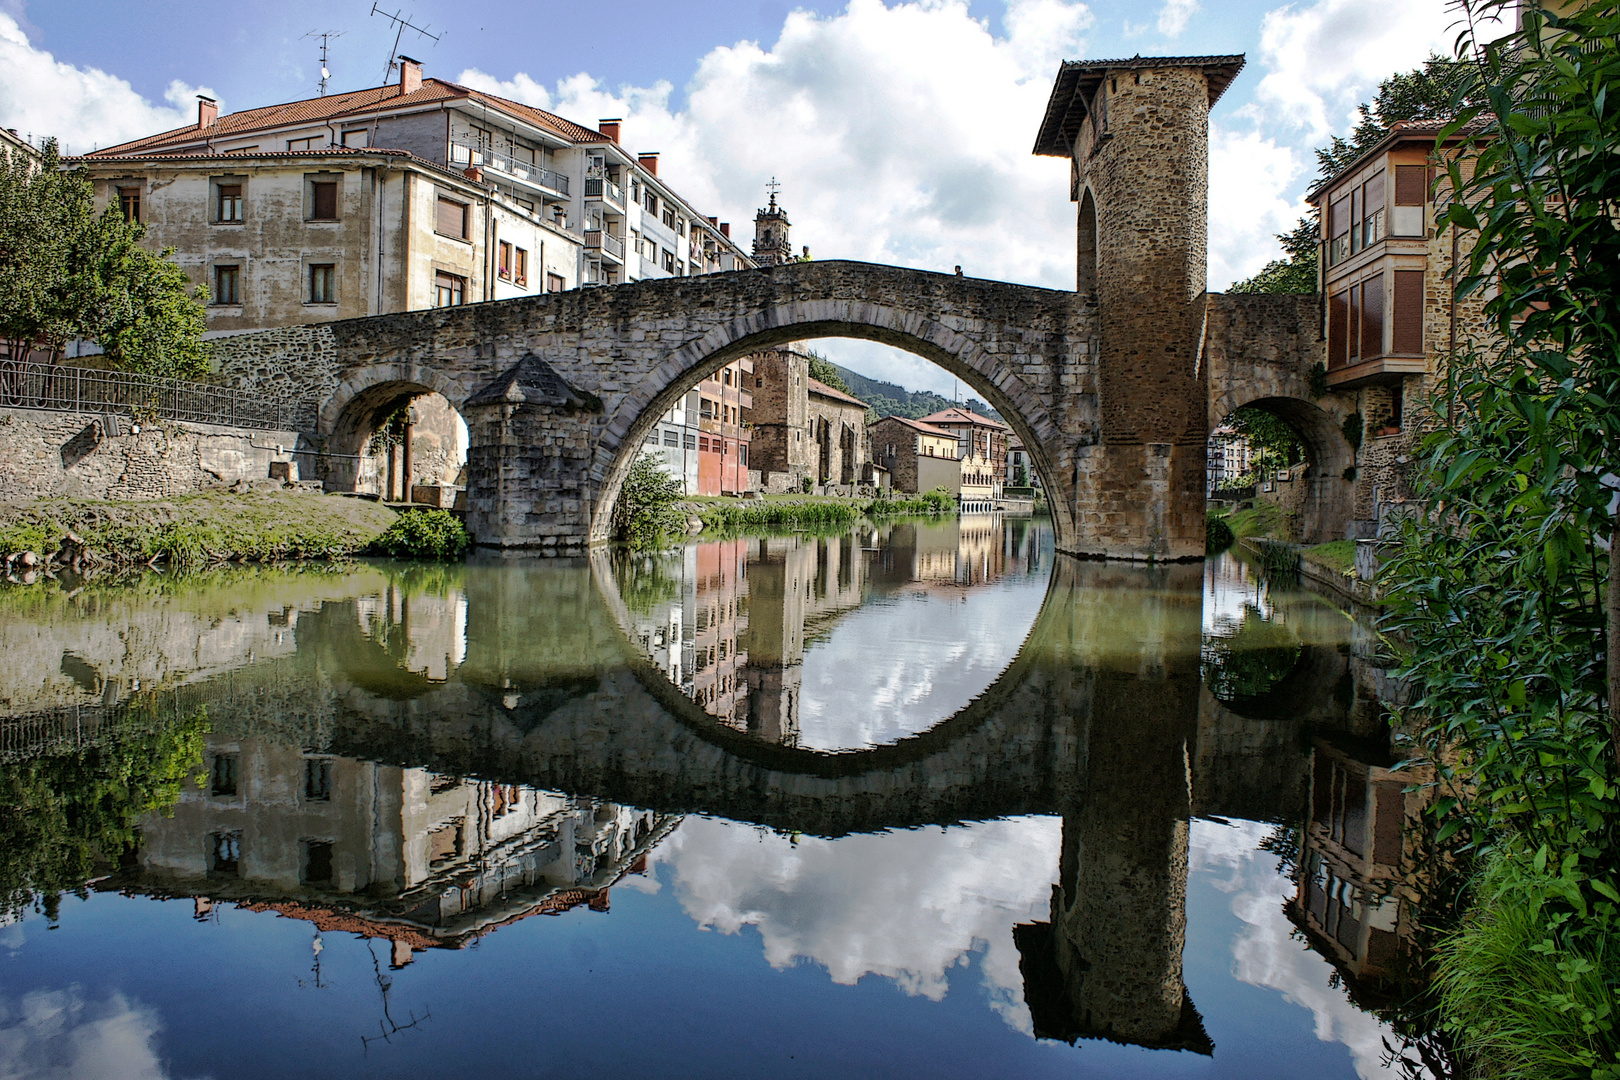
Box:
0;530;1445;1076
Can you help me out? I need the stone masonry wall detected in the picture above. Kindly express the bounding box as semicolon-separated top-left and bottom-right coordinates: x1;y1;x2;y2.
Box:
0;407;306;503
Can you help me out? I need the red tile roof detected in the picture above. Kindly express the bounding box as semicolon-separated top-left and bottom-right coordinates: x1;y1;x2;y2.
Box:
807;377;868;408
88;77;608;159
870;414;958;438
918;406;1009;430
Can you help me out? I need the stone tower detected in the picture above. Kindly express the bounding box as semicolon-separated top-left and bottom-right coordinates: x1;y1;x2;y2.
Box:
752;180;793;266
1034;55;1245;560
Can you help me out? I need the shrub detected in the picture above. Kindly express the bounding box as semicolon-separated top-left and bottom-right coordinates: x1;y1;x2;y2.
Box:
368;508;470;560
801;476;814;494
1206;515;1235;554
614;454;687;550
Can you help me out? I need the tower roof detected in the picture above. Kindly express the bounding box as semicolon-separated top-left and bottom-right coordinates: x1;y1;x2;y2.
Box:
1032;54;1245;157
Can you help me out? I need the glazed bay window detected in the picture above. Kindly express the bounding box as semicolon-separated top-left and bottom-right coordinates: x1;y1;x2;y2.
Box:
308;263;335;304
435;195;469;240
434;271;465;307
1327;272;1386;368
215;180;243;223
1329;194;1351;266
213;265;240;306
1359;170;1385;250
1392;165;1427;236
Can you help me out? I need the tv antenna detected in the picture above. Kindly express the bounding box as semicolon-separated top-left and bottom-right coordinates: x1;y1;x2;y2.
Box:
370;4;441;85
301;31;346;96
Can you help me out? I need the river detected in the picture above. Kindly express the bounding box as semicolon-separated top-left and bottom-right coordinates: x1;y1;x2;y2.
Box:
0;514;1438;1079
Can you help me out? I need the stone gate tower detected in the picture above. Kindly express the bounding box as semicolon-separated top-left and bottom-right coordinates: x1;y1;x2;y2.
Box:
1035;55;1245;560
752;179;794;267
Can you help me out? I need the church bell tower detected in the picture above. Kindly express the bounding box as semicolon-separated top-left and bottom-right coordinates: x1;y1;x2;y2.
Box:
753;178;793;266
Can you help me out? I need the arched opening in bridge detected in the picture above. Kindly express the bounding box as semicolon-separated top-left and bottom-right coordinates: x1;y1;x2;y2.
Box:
326;382;469;503
600;333;1061;753
1206;396;1355;545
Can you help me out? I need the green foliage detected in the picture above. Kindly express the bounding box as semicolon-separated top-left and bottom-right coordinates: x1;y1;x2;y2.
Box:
1315;54;1478;179
0;707;208;921
1308;362;1330;399
869;488;955;517
1436;854;1620;1080
697;498;863;532
1341;411;1364;452
1302;539;1357;576
1229;215;1320;295
1227;405;1306;468
825;359;1000;422
0;139;208;374
1201;607;1303;700
804;351;853;396
614;453;688;550
801;476;814;494
1206;514;1235;554
367;508;470;560
1223;502;1288;540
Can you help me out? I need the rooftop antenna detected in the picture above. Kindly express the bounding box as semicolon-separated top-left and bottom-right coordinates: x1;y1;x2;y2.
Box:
301;31;347;96
369;4;440;86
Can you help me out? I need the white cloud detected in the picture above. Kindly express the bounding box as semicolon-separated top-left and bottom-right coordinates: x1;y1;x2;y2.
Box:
0;987;182;1080
1207;121;1310;289
1189;819;1403;1079
1251;0;1456;141
1157;0;1200;36
0;14;214;155
460;0;1090;312
654;815;1061;1029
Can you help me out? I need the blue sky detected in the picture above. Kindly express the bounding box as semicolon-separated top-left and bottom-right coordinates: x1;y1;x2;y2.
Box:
0;0;1461;395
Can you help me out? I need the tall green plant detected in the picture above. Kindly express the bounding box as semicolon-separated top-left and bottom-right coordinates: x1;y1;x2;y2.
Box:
615;453;687;550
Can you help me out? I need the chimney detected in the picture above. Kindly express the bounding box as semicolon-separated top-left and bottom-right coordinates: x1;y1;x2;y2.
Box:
197;96;218;129
599;118;621;144
707;216;718;226
398;55;423;96
637;152;658;176
719;222;730;239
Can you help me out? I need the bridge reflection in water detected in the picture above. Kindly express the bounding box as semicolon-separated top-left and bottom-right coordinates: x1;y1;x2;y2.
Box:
0;532;1395;1059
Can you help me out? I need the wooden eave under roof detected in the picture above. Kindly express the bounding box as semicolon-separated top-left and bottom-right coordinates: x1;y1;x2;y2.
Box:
1032;54;1245;157
1303;119;1489;202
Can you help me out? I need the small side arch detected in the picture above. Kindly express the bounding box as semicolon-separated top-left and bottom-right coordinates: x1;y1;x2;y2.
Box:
1210;394;1355;543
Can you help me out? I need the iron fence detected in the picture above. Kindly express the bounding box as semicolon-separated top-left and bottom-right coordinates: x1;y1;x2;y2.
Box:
0;358;313;432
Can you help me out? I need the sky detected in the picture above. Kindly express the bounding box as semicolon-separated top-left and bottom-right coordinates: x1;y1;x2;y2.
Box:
0;0;1460;396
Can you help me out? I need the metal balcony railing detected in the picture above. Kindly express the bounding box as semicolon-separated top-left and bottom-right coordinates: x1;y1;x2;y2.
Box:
585;230;625;260
0;359;313;431
449;142;569;196
584;176;625;208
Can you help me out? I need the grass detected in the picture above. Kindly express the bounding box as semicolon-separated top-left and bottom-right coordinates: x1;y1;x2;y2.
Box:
685;489;955;533
1220;502;1290;540
0;492;400;571
1436;856;1620;1080
1302;539;1357;575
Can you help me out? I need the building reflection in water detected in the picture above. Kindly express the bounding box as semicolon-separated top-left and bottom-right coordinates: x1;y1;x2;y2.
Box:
112;741;675;967
618;514;1049;746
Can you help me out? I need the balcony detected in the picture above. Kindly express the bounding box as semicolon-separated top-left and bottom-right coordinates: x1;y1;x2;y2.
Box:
584;175;625;210
1325;354;1427;390
585;230;625;265
449;141;569;197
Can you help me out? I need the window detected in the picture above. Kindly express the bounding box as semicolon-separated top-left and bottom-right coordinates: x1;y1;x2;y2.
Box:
302;841;334;884
663;429;680;447
721;369;731;386
1389;381;1404;429
308;263;335;304
740;443;748;467
216;182;243;223
434;272;465;308
117;186;141;223
211;753;239;796
644;190;658;214
1328;287;1349;368
1391;269;1424;354
213;265;240;305
287;136;319;151
304;758;332;801
662;206;676;229
547;272;565;293
662;249;675;273
684;433;696;450
677;260;686;277
677;217;687;236
209;832;241;877
1360;171;1386;250
436;196;468;239
1329;194;1350;266
309;180;338;220
1392;165;1426;236
498;240;513;280
1360;273;1385;360
514;246;528;286
341;128;369;148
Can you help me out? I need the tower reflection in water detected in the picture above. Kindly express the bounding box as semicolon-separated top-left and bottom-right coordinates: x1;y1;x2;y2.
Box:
0;526;1431;1069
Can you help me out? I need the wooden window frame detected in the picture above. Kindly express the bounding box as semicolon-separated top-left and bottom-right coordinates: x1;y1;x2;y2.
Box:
308;179;339;221
546;272;565;293
498;240;513;281
213;264;241;306
514;247;528;287
117;186;141;223
214;180;244;224
434;271;466;308
308;263;336;305
1391;269;1425;354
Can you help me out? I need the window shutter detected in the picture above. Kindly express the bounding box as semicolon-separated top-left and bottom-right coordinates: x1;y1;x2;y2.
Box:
1394;166;1426;206
1361;274;1385;359
1328;290;1348;368
436;197;466;237
1392;269;1424;354
312;182;337;219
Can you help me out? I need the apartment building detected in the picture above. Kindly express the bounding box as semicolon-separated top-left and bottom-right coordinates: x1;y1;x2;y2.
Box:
918;408;1010;497
1206;425;1253;495
868;415;962;496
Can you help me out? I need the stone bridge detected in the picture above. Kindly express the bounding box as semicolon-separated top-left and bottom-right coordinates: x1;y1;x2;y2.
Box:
210;54;1358;560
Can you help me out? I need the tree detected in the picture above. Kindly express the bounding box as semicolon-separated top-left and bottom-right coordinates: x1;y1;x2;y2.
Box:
613;453;688;550
804;350;853;395
0;138;209;375
1227;405;1305;470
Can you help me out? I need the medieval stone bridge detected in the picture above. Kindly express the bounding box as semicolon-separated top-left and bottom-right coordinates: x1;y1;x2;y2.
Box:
210;55;1359;560
213;260;1347;558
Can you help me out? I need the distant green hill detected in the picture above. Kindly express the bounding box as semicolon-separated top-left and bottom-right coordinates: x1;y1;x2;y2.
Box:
830;363;1001;423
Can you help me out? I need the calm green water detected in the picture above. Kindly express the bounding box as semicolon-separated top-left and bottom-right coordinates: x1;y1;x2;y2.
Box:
0;516;1430;1079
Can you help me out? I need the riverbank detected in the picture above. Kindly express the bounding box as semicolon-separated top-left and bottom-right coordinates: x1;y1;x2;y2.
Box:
0;491;400;575
681;490;960;534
